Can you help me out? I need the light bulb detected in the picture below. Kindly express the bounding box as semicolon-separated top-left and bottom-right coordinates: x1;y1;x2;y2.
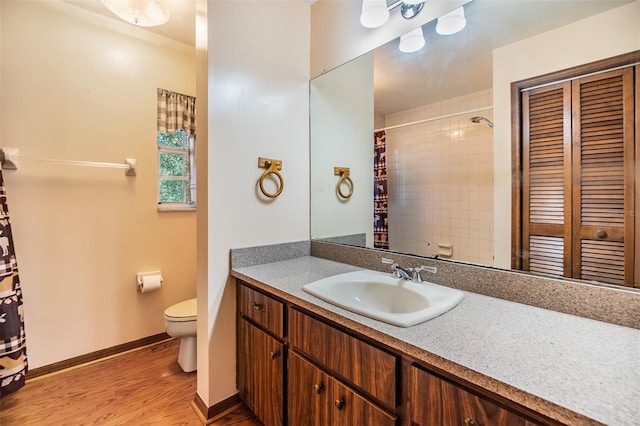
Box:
436;6;466;35
399;27;425;53
360;0;390;28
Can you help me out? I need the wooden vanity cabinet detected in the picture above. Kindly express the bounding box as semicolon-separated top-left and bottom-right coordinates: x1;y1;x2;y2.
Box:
237;281;552;426
237;319;285;425
331;376;397;426
288;308;397;410
238;283;284;336
287;351;331;424
237;284;285;426
288;308;397;426
408;364;542;426
288;339;397;426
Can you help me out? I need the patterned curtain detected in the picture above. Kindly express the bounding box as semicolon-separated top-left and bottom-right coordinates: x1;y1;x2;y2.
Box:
374;131;389;249
157;88;196;136
0;171;27;396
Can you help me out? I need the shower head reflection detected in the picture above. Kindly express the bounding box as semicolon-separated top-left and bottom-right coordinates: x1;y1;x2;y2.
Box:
470;116;494;128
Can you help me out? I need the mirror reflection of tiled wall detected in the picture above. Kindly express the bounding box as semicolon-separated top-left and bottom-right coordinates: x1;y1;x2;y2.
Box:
385;89;494;265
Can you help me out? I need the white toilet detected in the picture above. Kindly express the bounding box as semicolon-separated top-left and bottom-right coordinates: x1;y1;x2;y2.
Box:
164;298;197;373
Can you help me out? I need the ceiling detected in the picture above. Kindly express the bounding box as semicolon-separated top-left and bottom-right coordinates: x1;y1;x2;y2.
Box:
64;0;315;46
64;0;635;116
374;0;635;115
64;0;196;46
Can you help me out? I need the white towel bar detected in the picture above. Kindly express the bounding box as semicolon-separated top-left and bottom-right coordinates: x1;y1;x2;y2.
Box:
0;147;136;176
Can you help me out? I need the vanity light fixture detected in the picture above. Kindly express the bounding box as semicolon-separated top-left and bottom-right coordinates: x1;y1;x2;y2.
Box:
435;6;466;35
360;0;425;29
399;27;425;53
399;0;425;19
101;0;170;27
360;0;390;28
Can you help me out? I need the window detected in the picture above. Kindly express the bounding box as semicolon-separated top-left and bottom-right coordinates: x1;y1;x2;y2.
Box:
157;129;195;208
156;88;196;211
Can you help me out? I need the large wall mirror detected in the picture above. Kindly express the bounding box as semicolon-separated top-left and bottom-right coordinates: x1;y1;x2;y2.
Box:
310;0;640;289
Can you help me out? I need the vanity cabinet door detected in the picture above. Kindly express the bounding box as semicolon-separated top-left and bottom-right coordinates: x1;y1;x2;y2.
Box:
288;351;330;426
289;308;397;410
409;365;541;426
238;318;284;426
331;379;397;426
288;350;397;426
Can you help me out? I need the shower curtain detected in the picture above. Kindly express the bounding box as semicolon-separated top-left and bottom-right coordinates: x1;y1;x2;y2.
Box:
374;131;389;249
0;171;27;396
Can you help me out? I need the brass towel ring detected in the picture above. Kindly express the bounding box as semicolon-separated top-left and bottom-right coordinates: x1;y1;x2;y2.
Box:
258;157;284;199
334;167;354;200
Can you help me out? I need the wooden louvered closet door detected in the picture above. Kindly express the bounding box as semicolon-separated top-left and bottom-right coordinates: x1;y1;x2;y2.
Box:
572;68;635;286
522;82;573;277
521;67;635;287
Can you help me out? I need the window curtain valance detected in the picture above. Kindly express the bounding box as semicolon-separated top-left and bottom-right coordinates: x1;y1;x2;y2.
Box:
157;88;196;136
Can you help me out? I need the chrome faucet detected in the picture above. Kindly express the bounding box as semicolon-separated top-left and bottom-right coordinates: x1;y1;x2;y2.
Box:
411;265;438;283
382;258;412;280
381;258;437;282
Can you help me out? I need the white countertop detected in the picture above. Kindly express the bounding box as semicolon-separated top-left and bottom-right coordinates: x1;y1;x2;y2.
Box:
231;256;640;426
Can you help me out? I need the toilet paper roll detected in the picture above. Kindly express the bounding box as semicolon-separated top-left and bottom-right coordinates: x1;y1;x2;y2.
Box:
139;274;162;293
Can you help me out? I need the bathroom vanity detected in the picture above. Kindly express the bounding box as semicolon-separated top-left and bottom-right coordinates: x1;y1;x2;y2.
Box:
231;252;640;426
237;279;547;425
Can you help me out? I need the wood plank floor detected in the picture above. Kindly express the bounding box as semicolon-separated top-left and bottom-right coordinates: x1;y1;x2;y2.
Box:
0;339;261;426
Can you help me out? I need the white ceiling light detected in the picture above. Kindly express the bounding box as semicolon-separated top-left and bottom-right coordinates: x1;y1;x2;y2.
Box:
101;0;170;27
360;0;425;29
399;27;425;53
436;6;466;35
360;0;390;28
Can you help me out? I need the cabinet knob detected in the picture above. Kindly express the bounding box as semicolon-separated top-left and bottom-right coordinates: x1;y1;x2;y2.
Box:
313;383;325;394
465;418;479;426
252;302;266;312
334;399;345;411
269;351;280;360
596;229;607;239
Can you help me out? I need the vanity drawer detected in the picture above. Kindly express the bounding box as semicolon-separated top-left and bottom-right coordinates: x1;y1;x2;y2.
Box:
239;283;284;338
289;308;397;410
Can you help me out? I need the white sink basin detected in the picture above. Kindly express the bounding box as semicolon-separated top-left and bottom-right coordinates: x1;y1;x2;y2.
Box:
302;269;464;327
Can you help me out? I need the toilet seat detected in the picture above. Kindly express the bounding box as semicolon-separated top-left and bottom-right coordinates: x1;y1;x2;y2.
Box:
164;298;197;322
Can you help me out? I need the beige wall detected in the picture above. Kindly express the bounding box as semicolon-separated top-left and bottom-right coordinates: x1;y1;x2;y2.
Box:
198;0;310;406
492;0;640;268
310;52;374;245
0;0;196;368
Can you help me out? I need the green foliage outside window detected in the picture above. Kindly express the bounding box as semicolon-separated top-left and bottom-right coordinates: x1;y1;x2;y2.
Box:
158;130;188;149
159;152;185;176
158;130;193;204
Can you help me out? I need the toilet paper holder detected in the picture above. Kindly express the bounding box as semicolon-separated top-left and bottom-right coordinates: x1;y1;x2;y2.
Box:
136;270;163;292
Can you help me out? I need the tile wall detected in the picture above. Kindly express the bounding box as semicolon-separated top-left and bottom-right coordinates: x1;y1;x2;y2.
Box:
384;89;494;265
